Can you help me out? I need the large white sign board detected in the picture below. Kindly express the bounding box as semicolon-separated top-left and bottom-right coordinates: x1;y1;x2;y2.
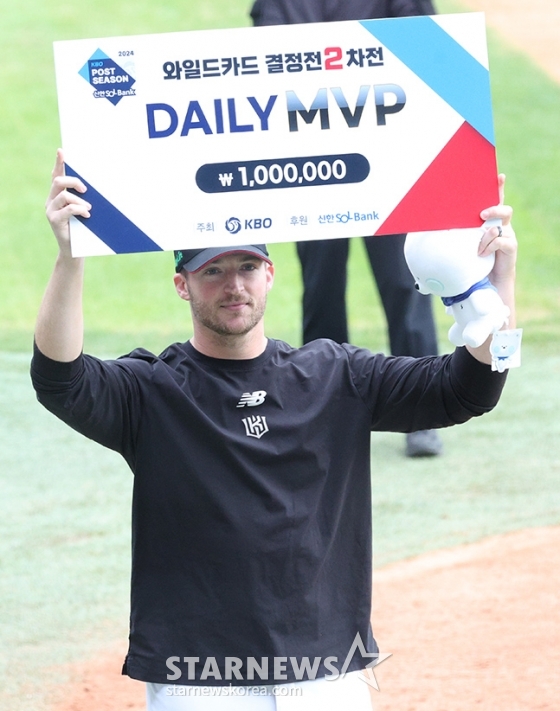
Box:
53;13;498;256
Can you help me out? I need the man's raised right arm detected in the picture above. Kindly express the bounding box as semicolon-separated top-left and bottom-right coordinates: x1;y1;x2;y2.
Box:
35;149;91;362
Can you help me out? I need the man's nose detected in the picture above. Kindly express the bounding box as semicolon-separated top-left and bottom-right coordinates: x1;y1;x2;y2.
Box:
224;272;243;292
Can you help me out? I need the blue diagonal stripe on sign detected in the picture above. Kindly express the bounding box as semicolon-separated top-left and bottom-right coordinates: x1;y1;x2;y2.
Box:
65;165;163;253
360;16;495;144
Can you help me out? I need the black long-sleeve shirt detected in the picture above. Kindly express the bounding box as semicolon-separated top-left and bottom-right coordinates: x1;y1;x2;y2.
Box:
31;339;505;684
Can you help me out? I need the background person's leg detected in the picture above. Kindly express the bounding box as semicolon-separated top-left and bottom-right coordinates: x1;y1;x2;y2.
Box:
296;238;350;344
363;234;438;357
364;234;442;457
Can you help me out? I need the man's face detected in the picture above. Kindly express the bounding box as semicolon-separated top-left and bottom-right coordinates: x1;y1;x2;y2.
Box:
174;254;274;337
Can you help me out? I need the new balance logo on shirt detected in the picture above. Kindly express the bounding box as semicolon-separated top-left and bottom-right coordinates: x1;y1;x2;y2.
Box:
236;391;267;408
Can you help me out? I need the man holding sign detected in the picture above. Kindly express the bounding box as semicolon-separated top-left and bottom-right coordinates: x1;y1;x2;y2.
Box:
31;150;517;710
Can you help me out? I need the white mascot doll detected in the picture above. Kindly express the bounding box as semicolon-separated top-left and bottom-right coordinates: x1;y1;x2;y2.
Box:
404;227;510;349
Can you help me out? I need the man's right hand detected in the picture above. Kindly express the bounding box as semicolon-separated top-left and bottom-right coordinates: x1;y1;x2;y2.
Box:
35;150;88;362
46;149;91;257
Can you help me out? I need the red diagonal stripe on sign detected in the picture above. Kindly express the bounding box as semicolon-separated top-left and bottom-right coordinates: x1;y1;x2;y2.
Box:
375;122;499;236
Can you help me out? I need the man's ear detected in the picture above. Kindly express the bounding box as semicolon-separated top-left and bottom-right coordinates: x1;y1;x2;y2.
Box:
173;272;191;302
265;262;275;292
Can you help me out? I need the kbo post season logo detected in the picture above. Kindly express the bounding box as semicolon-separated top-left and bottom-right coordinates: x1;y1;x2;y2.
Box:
78;48;136;105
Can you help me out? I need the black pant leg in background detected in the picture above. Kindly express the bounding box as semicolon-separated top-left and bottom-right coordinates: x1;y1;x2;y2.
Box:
363;234;438;357
296;239;350;344
297;235;439;353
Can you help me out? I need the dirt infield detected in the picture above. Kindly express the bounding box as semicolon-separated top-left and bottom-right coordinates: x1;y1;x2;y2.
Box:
371;527;560;710
46;4;560;710
47;527;560;710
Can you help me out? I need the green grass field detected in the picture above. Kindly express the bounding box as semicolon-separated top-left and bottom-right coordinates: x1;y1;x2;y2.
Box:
1;1;559;709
